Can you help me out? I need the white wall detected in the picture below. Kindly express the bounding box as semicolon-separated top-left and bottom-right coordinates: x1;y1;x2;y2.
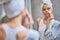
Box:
52;0;60;21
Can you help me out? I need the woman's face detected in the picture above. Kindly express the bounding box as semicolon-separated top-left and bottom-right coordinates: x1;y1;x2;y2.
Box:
42;4;52;17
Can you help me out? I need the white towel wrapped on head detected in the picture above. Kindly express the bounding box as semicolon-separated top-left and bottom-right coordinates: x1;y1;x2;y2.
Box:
42;0;53;10
0;0;25;19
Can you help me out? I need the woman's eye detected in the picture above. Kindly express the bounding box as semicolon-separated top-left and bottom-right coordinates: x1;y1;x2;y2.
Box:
47;8;50;10
43;9;46;11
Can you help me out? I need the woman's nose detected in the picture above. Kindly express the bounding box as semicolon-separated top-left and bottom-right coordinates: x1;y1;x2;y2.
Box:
45;9;48;12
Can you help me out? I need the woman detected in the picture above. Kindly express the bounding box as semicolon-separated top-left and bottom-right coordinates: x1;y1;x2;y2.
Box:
0;0;39;40
22;13;34;28
37;0;60;40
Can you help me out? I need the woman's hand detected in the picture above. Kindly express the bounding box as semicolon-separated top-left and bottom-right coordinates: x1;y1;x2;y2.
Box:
45;13;54;31
48;13;54;21
25;10;34;25
22;9;34;25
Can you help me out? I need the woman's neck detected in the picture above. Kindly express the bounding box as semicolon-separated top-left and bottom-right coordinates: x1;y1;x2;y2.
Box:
7;15;22;29
44;17;48;21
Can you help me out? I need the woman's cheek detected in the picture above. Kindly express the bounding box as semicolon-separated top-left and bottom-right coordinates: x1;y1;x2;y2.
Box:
43;11;46;15
48;10;52;14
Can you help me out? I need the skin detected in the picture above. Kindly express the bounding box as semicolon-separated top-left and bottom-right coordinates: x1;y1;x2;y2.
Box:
37;4;54;31
22;17;30;28
0;25;6;40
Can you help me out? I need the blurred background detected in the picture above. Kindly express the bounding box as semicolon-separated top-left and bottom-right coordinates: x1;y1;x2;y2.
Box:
0;0;60;30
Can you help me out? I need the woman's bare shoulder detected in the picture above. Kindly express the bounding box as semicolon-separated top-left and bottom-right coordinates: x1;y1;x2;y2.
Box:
36;18;42;28
0;24;6;40
36;18;42;24
16;29;28;40
37;18;41;22
0;24;3;29
0;24;5;32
